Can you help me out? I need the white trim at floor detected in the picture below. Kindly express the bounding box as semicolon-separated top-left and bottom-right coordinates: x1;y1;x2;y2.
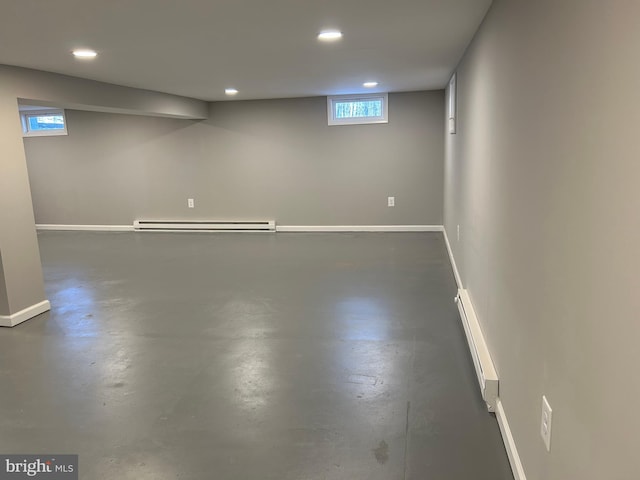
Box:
276;225;444;232
36;224;444;233
496;398;527;480
0;300;51;327
442;227;463;288
445;229;527;480
36;224;134;232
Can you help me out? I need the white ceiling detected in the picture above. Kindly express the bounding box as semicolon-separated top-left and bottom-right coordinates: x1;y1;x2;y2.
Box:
0;0;492;101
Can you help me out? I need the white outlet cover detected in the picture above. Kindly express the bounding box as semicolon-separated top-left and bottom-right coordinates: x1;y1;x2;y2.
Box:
541;395;553;451
388;196;395;207
188;198;194;208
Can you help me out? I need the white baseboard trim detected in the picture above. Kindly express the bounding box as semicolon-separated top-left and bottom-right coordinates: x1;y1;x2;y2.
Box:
0;300;51;327
442;227;462;288
276;225;444;233
496;398;527;480
35;224;444;233
36;224;134;232
444;231;524;478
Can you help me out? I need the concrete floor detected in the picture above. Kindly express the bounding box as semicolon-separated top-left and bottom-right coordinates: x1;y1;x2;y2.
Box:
0;231;513;480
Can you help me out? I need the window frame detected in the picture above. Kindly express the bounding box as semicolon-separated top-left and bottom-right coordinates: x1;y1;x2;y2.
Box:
327;93;389;126
21;109;68;137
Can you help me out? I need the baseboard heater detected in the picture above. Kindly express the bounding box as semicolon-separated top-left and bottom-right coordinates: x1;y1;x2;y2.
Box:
133;220;276;232
455;289;499;412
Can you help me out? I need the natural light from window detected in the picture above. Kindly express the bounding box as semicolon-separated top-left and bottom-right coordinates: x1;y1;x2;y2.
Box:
327;93;388;126
20;109;68;137
28;114;65;131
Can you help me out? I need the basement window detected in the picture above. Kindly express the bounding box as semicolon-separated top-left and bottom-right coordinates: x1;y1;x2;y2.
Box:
20;109;68;137
327;93;388;126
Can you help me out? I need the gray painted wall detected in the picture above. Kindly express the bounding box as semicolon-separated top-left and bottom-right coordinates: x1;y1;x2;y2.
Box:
0;91;47;315
0;64;206;317
445;1;639;479
0;252;9;316
25;91;444;226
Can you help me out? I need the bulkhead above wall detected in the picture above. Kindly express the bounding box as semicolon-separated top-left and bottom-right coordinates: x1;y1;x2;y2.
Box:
2;65;208;120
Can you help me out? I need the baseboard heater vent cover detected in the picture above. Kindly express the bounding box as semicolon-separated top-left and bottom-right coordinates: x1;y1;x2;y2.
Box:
133;220;275;232
455;288;499;412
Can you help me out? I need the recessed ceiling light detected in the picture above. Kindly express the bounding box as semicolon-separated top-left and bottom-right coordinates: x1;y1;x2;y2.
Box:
363;81;379;88
317;30;343;41
72;49;97;59
225;88;239;96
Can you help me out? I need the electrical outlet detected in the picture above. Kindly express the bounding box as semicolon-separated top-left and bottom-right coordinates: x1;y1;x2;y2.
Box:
541;395;553;451
188;198;195;208
388;196;395;207
457;224;460;242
